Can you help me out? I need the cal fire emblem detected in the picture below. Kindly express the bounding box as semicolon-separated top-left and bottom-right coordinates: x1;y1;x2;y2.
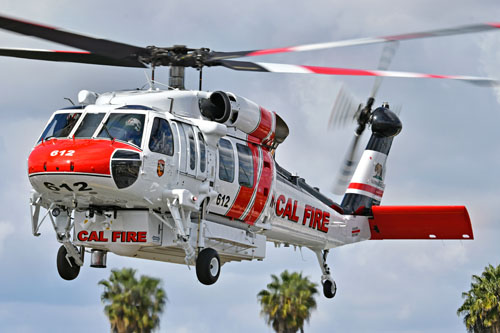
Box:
157;160;165;177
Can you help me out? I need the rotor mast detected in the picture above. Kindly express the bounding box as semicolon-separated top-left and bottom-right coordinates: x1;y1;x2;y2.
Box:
169;66;185;90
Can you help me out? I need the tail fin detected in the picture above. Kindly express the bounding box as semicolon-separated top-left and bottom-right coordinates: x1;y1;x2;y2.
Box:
341;106;401;214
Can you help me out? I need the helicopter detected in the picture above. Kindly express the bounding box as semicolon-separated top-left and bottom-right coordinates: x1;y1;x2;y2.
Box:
0;14;496;299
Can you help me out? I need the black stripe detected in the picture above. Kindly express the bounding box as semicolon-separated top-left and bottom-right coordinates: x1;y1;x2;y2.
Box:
29;172;111;178
0;49;146;68
0;15;147;60
215;60;269;72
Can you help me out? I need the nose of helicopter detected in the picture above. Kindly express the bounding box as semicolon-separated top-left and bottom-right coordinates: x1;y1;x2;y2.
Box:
28;139;141;176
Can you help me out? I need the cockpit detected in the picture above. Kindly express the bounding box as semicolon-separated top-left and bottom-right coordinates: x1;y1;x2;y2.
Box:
38;106;149;149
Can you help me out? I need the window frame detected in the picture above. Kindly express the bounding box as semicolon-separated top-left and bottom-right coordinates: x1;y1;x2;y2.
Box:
218;138;235;183
148;117;175;156
236;143;254;188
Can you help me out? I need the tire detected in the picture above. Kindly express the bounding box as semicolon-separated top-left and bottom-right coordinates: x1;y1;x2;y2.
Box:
196;248;220;285
323;279;337;299
57;245;80;281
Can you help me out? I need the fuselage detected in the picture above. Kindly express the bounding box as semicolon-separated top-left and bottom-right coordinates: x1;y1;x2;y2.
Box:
28;89;368;251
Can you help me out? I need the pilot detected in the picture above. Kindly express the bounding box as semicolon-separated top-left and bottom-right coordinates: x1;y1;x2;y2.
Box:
124;117;142;146
59;113;79;137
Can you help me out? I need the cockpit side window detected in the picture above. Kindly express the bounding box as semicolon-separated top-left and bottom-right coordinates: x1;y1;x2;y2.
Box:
97;113;145;147
38;112;81;142
218;138;234;183
148;118;174;156
74;113;105;138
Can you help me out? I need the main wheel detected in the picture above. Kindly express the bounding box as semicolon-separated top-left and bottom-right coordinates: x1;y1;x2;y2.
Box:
57;245;80;281
323;279;337;299
196;248;220;285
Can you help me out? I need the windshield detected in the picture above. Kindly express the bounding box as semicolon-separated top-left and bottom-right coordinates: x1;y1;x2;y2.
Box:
38;112;81;142
97;113;145;147
74;113;106;138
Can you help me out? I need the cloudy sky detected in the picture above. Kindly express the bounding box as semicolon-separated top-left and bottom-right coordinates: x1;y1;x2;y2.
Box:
1;0;500;332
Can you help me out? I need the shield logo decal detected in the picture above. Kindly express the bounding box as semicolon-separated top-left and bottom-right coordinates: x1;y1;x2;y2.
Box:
157;160;165;177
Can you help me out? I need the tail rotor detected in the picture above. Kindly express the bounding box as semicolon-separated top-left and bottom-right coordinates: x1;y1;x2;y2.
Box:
329;42;400;196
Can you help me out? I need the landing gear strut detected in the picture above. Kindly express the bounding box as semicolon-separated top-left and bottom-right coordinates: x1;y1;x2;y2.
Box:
196;248;221;285
315;249;336;299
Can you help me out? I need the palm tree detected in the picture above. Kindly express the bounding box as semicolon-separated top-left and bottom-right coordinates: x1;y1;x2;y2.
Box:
99;268;167;333
457;264;500;333
257;270;318;333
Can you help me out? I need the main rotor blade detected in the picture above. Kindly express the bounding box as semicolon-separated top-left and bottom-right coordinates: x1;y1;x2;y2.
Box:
370;41;399;99
0;14;148;61
209;22;500;60
217;60;499;86
0;48;147;67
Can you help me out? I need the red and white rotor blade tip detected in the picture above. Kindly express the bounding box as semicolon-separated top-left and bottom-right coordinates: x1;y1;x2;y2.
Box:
220;60;498;86
211;22;500;60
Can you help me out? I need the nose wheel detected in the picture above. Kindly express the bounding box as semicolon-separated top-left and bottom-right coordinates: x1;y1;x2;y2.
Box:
315;249;337;299
196;248;221;285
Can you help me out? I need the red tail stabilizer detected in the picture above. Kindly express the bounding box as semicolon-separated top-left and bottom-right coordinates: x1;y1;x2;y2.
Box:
369;206;473;240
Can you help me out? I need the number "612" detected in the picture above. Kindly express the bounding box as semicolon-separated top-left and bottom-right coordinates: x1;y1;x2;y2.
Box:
50;150;75;157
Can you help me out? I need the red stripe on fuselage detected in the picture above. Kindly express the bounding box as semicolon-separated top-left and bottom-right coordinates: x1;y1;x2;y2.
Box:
226;142;260;222
249;107;273;142
246;148;273;223
348;183;384;197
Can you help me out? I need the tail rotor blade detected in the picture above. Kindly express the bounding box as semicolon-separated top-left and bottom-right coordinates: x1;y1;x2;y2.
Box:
327;85;359;130
333;134;362;195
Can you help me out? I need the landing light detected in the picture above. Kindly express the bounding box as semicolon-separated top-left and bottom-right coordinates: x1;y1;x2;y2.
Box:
52;207;61;217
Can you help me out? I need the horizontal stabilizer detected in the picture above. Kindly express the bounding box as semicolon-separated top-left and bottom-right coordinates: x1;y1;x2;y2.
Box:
369;206;473;240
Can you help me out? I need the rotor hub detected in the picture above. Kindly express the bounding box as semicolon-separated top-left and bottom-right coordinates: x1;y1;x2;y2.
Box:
144;45;212;69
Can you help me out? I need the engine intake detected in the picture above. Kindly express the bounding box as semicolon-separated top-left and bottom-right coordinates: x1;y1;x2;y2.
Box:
199;91;231;123
200;91;289;146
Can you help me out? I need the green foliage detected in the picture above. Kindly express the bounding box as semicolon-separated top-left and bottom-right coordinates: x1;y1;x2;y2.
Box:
99;268;167;333
257;270;318;333
458;264;500;333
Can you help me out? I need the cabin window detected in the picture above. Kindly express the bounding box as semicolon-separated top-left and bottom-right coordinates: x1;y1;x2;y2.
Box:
149;118;174;156
97;113;145;147
198;132;206;173
187;127;196;170
236;143;254;188
74;113;105;138
38;112;81;142
218;138;234;183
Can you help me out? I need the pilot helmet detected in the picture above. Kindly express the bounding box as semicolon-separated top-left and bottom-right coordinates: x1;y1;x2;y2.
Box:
125;117;142;132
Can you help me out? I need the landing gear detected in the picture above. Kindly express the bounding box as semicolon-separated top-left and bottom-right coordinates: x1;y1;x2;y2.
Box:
196;248;220;285
57;245;81;280
322;279;337;299
315;249;337;299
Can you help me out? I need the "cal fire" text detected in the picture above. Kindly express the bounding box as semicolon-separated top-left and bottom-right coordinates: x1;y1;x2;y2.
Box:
275;195;329;233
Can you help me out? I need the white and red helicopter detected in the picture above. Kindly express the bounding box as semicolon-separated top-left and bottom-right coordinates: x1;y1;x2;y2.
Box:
1;15;497;298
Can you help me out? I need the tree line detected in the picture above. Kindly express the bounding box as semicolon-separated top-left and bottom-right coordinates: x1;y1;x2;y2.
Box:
99;264;500;332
